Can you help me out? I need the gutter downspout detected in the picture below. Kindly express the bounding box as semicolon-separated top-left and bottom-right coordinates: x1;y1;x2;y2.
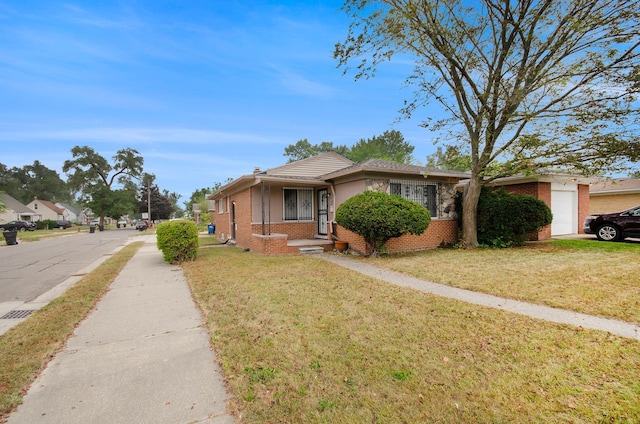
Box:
261;181;265;235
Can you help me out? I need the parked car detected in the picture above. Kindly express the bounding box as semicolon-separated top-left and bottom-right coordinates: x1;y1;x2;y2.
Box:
135;220;148;231
583;205;640;241
56;220;72;229
117;220;127;228
89;219;100;226
0;220;36;232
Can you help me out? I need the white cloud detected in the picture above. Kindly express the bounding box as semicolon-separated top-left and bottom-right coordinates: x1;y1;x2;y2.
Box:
0;127;283;145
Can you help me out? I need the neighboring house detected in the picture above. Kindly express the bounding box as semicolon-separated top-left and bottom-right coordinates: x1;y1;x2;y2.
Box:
486;172;591;239
193;202;215;225
0;193;39;223
589;178;640;214
56;203;82;224
210;153;468;255
26;197;65;221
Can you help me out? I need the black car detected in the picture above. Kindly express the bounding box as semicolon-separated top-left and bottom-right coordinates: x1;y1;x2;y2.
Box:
583;206;640;241
0;220;36;232
135;220;148;231
56;220;73;229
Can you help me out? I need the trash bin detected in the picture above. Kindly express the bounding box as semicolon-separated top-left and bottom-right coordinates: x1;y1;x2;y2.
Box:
99;225;104;232
89;226;96;234
3;231;17;245
208;223;215;235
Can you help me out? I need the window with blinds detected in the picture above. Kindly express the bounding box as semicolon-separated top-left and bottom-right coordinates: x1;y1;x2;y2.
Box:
389;180;438;217
283;188;314;221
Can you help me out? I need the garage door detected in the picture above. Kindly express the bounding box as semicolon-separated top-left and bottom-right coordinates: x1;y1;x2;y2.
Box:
551;190;576;235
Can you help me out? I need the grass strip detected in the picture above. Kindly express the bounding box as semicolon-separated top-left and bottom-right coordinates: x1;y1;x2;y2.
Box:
0;241;143;419
184;246;640;423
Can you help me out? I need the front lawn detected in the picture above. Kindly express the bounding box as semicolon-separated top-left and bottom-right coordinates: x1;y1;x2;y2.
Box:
366;238;640;324
183;245;640;423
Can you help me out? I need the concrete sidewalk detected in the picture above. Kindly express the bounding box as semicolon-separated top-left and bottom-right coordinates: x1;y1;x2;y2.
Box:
319;253;640;341
8;235;234;424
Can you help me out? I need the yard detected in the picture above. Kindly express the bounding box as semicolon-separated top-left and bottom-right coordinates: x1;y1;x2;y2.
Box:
182;239;640;423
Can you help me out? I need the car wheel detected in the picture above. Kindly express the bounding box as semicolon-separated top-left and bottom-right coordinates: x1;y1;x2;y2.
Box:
596;224;621;241
19;227;26;232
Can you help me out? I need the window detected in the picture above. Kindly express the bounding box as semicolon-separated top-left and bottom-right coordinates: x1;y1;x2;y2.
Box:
218;199;224;214
389;180;438;217
284;188;314;221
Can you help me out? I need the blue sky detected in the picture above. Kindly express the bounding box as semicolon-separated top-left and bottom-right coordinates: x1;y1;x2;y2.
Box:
0;0;440;202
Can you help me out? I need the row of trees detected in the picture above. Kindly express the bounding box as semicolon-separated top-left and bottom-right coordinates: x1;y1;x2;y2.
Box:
1;146;182;223
0;161;71;205
283;130;415;163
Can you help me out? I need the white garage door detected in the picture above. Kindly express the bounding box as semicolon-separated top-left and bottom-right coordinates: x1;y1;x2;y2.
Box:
551;190;576;235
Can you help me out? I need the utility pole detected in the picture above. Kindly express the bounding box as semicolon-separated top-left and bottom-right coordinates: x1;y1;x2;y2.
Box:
147;180;151;227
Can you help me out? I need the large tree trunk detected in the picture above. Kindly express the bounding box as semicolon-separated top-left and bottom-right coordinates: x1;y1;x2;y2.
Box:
461;176;482;248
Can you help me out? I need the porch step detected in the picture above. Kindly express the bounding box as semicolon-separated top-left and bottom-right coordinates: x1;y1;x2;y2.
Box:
299;246;325;255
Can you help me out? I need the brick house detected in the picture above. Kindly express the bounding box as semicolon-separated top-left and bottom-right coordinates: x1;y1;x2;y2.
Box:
209;153;468;255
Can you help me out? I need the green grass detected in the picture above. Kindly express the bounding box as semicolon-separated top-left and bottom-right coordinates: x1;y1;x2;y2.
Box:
198;235;223;246
0;242;143;419
3;227;90;244
183;245;640;423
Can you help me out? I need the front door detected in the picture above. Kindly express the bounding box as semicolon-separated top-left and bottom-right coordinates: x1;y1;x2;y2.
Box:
318;189;328;235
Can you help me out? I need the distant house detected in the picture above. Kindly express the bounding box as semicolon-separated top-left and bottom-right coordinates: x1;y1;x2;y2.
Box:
0;193;39;223
210;153;468;255
26;197;65;221
56;202;82;224
589;178;640;214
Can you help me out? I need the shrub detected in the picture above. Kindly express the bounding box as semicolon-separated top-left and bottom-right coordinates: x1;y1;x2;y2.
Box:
156;220;199;263
457;188;553;247
335;190;431;256
36;219;58;230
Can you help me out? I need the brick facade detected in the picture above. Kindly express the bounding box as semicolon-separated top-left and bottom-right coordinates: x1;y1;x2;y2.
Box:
590;193;640;214
334;219;459;255
577;184;590;234
251;222;318;240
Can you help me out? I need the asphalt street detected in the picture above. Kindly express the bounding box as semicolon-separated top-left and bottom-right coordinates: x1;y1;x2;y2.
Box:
0;228;134;303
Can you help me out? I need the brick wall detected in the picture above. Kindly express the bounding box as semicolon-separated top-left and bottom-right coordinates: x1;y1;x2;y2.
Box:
334;219;459;255
231;189;253;249
589;193;640;214
251;222;318;240
577;184;590;234
213;200;231;242
250;233;289;255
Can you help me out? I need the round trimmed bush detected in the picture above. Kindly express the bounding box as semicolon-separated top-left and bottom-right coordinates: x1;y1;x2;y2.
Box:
336;190;431;256
156;220;199;263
